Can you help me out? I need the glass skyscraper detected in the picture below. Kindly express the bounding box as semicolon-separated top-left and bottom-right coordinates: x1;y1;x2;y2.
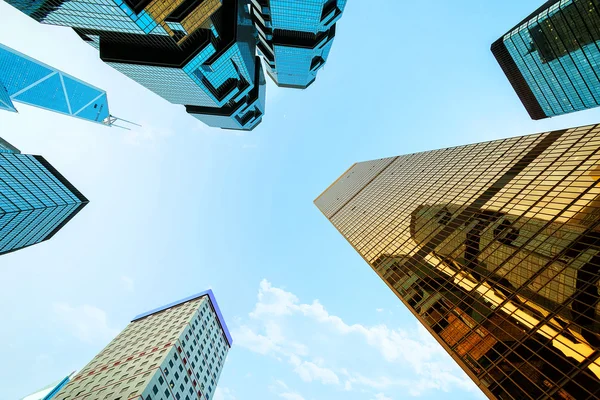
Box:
5;0;348;129
316;125;600;399
54;289;232;400
492;0;600;120
5;0;266;130
0;137;88;256
249;0;347;88
0;43;113;125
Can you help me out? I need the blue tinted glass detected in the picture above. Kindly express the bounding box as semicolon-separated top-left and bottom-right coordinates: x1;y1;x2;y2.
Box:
0;43;112;123
503;0;600;117
0;150;87;255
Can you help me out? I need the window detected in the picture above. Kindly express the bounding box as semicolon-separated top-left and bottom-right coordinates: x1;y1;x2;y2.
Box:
159;376;164;385
152;385;158;395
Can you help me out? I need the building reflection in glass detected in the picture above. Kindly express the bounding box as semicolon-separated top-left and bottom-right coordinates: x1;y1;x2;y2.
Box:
315;125;600;399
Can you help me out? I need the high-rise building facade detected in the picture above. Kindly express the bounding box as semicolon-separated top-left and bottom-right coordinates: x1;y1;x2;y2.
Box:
315;125;600;399
0;137;88;256
250;0;347;88
20;373;76;400
4;0;348;129
492;0;600;120
4;0;266;130
54;289;232;400
0;43;114;125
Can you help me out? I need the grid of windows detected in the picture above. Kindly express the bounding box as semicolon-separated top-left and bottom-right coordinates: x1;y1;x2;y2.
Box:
0;43;111;124
5;0;266;130
493;0;600;119
249;0;346;88
0;144;88;256
54;292;231;400
316;125;600;399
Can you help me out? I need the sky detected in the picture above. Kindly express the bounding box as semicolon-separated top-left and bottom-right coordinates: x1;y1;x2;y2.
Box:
2;1;600;399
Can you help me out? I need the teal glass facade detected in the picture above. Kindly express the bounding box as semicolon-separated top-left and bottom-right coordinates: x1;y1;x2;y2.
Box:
5;0;347;128
0;43;112;124
492;0;600;119
250;0;347;88
5;0;267;131
0;138;88;256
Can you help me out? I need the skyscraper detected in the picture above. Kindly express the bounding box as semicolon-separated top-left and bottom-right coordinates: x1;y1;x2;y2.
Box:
315;125;600;399
250;0;347;88
4;0;266;130
492;0;600;120
20;373;76;400
0;43;114;125
0;137;88;256
54;289;232;400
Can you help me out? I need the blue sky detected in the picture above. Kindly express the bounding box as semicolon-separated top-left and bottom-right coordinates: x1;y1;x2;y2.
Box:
3;1;600;399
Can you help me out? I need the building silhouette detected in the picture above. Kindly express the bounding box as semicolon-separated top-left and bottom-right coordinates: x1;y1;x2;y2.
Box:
0;136;88;256
315;125;600;399
54;289;232;400
492;0;600;119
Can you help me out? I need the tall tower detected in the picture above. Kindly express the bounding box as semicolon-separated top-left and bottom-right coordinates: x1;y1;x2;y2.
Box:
249;0;347;88
0;137;88;256
0;43;114;125
315;125;600;399
492;0;600;119
54;289;232;400
4;0;266;130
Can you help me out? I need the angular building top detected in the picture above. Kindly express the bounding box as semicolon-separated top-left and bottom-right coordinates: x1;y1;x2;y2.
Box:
0;137;88;256
132;288;233;347
5;0;266;131
55;289;231;400
492;0;600;119
250;0;347;88
0;43;113;125
316;125;600;399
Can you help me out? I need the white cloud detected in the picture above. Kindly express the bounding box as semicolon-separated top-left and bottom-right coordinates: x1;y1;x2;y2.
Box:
279;393;305;400
235;280;479;398
270;380;306;400
289;354;339;385
214;387;236;400
376;308;384;313
52;303;118;344
234;325;282;355
120;275;134;292
372;394;393;400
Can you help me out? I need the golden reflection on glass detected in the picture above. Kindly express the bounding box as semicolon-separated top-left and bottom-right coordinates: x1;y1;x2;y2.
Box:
316;126;600;399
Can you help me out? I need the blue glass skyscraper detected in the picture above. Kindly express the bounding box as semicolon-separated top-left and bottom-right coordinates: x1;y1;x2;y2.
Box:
0;43;113;125
0;137;88;256
250;0;347;88
492;0;600;119
5;0;266;130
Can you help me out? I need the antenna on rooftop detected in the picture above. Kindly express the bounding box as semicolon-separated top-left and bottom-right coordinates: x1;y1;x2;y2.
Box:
102;115;142;130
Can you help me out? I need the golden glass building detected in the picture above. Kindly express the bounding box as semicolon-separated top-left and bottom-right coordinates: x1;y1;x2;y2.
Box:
315;125;600;400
